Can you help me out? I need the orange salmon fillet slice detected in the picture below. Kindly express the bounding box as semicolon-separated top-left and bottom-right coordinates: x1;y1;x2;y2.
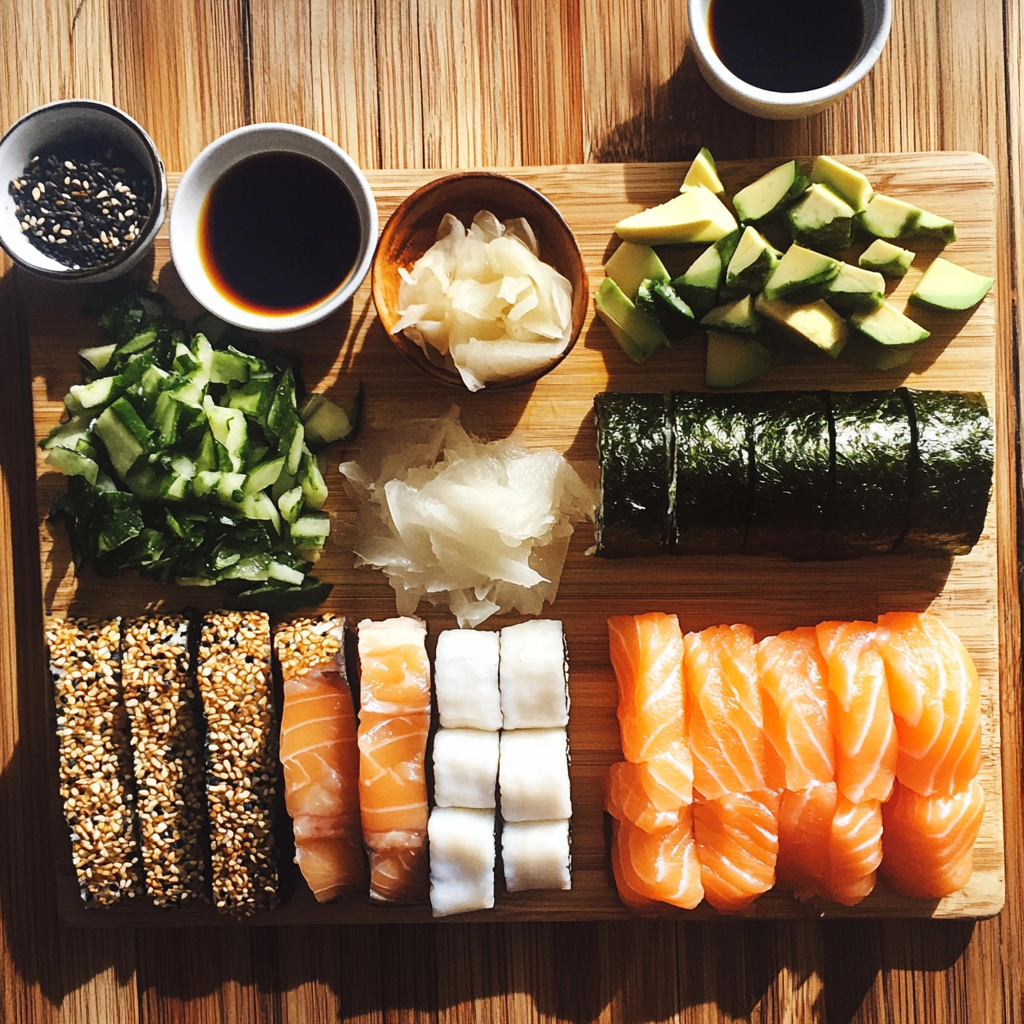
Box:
775;782;837;899
603;761;683;833
357;713;430;834
614;810;704;909
364;829;429;903
357;616;432;715
820;796;882;906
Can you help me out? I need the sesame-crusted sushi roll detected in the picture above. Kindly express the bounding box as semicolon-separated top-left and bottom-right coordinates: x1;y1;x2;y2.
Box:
121;615;205;906
197;610;278;915
46;617;141;906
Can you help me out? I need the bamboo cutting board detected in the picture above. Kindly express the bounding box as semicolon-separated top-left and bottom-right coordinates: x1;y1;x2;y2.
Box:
24;152;1003;925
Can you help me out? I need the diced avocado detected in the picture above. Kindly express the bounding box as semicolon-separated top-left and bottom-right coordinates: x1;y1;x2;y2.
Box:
614;185;738;244
604;317;650;364
78;343;116;374
841;334;916;371
914;209;957;244
908;256;994;311
649;280;696;336
673;245;721;316
705;330;773;388
701;295;763;338
46;446;99;485
754;295;849;357
763;244;840;302
825;263;886;315
857;193;920;239
94;398;152;480
859;238;915;278
724;226;780;296
809;155;874;213
595;277;670;360
732;160;809;223
785;184;855;252
682;147;724;194
604;241;670;300
849;301;930;346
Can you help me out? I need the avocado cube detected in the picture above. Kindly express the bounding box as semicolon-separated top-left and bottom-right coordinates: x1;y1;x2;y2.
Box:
857;194;921;240
732;160;809;224
913;209;957;244
595;277;670;361
754;294;849;358
849;301;930;346
809;155;874;213
859;238;915;278
763;243;840;301
604;241;670;300
724;226;780;296
615;185;737;244
682;147;724;194
785;184;855;252
825;263;886;315
908;256;993;311
701;295;763;338
705;330;773;388
841;334;916;371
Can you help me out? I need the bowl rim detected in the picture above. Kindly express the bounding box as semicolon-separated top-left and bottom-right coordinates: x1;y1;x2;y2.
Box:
371;170;589;390
0;98;167;280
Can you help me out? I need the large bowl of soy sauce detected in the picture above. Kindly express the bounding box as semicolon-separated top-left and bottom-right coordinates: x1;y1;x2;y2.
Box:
687;0;892;120
170;123;377;332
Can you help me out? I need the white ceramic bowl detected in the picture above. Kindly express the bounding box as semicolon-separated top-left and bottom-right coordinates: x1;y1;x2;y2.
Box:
170;123;377;333
0;99;166;281
687;0;892;120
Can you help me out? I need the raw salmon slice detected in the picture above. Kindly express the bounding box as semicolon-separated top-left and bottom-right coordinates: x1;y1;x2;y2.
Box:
816;621;897;804
758;627;833;790
363;830;429;903
609;820;661;911
357;713;430;833
603;761;682;833
880;779;985;898
292;831;368;903
693;789;781;912
875;612;981;797
684;624;766;799
775;782;837;900
614;810;704;909
357;616;432;715
820;796;882;906
608;613;688;762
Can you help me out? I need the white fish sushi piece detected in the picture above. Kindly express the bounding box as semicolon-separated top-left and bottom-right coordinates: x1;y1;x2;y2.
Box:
432;728;500;808
434;629;502;730
502;819;572;892
498;619;569;729
428;806;497;917
498;728;572;821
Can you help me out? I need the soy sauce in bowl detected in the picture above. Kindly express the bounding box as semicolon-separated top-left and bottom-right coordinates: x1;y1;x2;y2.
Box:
199;151;360;316
709;0;865;93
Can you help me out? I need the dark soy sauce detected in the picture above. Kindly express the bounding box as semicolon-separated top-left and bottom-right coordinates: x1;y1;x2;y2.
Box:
199;151;360;314
709;0;865;93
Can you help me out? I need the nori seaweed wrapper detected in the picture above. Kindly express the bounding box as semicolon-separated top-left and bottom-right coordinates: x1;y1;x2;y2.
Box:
745;391;832;558
594;392;673;556
672;392;752;555
822;390;912;558
900;389;993;555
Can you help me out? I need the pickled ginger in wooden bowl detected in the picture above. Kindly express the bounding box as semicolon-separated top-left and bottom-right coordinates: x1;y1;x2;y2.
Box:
372;172;588;390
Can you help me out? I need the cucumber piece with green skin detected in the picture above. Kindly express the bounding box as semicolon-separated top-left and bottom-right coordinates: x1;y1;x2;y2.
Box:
46;446;99;485
701;295;763;338
203;396;248;472
732;161;809;224
705;330;773;388
785;184;855;252
301;393;359;446
40;416;92;452
614;185;738;244
193;470;221;498
244;457;285;497
634;280;661;328
900;389;993;555
825;263;886;315
763;244;840;302
809;156;874;214
841;334;916;372
195;429;217;472
269;561;305;585
68;374;124;412
209;348;252;384
745;390;832;558
682;147;724;194
217;472;248;505
671;392;751;555
94;398;152;480
291;514;331;541
724;226;780;296
240;492;282;533
285;425;305;476
908;257;994;311
857;194;920;240
595;277;670;359
754;295;849;358
299;451;329;510
79;343;116;374
277;485;305;524
650;280;696;336
593;392;673;556
823;390;913;558
604;241;671;300
859;238;915;278
850;301;930;346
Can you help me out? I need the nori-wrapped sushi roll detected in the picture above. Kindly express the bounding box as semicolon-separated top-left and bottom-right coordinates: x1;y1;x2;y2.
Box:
822;390;913;558
745;391;832;558
594;392;673;556
672;392;752;555
900;389;993;555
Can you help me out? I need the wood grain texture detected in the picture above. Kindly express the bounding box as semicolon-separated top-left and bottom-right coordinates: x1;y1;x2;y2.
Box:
0;0;1022;1021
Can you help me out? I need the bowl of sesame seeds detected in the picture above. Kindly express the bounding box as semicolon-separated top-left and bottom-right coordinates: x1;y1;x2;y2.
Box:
0;99;166;281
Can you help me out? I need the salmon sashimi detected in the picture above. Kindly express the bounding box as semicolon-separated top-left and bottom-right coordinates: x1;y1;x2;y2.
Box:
608;613;688;763
357;714;430;834
603;761;682;833
693;789;781;912
609;821;661;911
820;796;883;906
276;616;366;902
363;830;429;903
775;782;838;899
614;810;704;909
875;612;982;797
880;779;985;898
816;621;897;804
758;627;833;790
684;624;766;799
357;616;432;715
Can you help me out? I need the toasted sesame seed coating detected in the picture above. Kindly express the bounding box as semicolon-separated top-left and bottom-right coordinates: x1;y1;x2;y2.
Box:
274;614;344;680
197;611;278;915
46;617;141;906
121;615;206;906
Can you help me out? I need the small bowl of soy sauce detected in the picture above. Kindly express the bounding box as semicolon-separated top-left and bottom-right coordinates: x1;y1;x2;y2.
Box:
170;123;377;332
687;0;892;120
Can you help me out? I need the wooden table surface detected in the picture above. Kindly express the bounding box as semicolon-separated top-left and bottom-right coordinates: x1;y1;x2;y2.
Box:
1;2;1022;1021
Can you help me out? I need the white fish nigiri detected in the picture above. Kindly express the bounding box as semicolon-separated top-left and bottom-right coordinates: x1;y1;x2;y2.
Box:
499;619;569;729
435;629;502;730
498;728;572;821
502;819;572;892
428;807;496;916
432;728;499;808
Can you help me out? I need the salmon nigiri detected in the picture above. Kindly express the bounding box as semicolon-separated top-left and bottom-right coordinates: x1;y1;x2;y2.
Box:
875;612;981;797
820;796;883;906
277;616;366;902
614;810;704;909
775;782;837;899
603;760;682;833
816;621;897;804
609;821;660;911
881;780;985;898
684;624;766;799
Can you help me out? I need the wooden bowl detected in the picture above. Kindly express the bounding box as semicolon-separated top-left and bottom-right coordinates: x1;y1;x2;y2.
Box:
372;172;589;389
